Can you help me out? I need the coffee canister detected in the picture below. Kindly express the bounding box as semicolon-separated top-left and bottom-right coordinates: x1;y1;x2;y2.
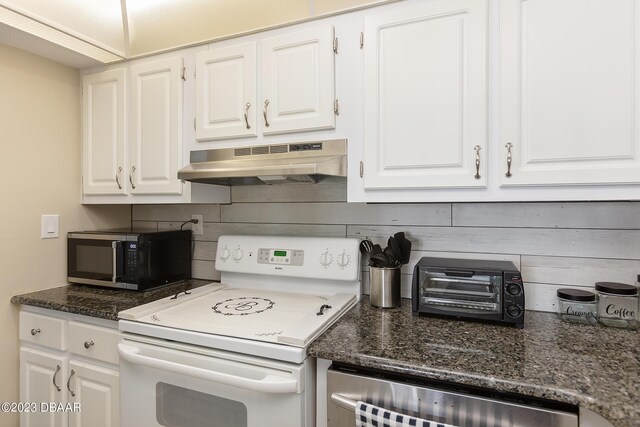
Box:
595;282;638;329
369;266;401;308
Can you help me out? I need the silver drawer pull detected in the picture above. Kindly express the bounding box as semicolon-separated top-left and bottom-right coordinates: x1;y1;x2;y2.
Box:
244;102;252;129
129;166;136;189
67;370;76;397
30;328;41;336
84;340;94;349
263;100;270;127
115;166;123;189
505;142;513;178
52;365;61;392
473;145;481;179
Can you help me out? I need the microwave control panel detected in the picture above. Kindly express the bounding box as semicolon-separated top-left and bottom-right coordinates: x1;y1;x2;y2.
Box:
125;242;139;278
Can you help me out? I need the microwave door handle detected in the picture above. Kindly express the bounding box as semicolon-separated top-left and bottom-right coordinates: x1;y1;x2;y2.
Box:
111;241;123;283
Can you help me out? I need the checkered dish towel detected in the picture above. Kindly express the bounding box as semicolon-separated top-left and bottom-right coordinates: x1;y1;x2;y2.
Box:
355;401;458;427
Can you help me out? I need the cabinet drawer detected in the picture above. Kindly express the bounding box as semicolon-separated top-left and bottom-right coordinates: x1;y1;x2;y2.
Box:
19;311;66;350
68;321;119;365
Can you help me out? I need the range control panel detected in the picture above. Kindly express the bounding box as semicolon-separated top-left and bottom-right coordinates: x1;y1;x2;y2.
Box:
216;235;360;281
257;248;304;266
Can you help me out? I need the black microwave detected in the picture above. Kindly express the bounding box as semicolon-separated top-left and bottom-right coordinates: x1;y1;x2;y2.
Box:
68;229;192;291
412;257;525;328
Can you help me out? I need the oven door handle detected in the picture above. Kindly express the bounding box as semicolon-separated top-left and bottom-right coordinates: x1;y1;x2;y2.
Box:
117;343;299;394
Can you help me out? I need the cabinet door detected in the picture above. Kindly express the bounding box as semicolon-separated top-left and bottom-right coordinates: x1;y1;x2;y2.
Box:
82;69;127;195
196;43;257;140
363;0;487;189
500;0;640;186
20;348;67;427
68;360;119;427
130;57;183;195
261;25;336;134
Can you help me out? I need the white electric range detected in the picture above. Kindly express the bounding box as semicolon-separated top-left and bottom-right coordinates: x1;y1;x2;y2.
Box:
117;235;361;427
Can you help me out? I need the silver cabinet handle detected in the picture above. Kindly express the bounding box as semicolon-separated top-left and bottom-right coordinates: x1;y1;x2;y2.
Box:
474;145;481;179
115;166;123;189
52;365;61;392
505;143;513;177
84;341;94;349
263;100;270;127
30;328;41;336
244;102;251;129
129;166;136;189
67;370;76;397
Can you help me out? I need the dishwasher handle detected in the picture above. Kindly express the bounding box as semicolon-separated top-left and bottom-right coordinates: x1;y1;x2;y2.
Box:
331;393;357;411
117;343;299;394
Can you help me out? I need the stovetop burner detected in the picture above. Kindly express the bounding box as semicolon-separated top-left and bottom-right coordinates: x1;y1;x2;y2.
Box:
212;297;275;316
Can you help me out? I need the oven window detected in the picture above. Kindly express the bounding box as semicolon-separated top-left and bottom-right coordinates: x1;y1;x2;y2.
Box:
156;383;247;427
420;271;502;314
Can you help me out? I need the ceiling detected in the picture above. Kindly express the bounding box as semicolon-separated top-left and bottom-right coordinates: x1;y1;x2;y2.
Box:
0;0;389;69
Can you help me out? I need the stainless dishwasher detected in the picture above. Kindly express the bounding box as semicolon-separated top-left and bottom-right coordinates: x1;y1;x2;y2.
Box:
326;364;579;427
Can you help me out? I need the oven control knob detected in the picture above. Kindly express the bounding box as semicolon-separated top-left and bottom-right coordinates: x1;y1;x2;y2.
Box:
319;251;333;267
220;247;230;261
336;251;350;268
233;248;244;262
506;304;522;318
506;283;522;296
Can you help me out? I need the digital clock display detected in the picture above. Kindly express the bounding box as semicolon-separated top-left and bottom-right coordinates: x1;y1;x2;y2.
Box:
273;250;287;257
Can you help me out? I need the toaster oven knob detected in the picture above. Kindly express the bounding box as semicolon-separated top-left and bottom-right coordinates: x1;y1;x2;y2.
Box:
506;283;522;296
506;304;522;318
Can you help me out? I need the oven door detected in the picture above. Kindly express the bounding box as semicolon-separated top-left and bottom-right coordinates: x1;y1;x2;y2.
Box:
417;268;504;321
118;336;312;427
67;234;126;287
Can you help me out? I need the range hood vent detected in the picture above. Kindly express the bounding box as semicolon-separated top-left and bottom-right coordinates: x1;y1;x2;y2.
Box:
178;139;347;186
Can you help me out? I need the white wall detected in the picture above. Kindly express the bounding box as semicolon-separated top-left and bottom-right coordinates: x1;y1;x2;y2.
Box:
0;43;130;426
132;184;640;313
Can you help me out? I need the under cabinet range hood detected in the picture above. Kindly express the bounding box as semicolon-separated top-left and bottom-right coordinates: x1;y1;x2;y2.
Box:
178;139;347;185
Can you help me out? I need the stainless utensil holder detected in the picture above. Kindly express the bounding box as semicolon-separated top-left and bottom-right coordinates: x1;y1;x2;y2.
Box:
369;266;401;308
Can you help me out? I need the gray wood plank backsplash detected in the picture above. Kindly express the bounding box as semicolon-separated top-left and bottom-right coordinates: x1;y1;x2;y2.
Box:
132;192;640;313
221;202;451;225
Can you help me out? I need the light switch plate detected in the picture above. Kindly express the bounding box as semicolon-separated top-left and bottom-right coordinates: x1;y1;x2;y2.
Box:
41;214;59;239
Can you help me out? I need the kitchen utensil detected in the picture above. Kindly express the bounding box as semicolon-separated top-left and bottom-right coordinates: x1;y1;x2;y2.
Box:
370;253;391;268
371;244;383;255
388;237;402;263
393;232;411;265
384;246;400;267
359;239;373;254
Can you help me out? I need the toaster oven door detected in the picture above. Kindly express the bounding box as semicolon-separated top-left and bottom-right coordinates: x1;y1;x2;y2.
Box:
417;269;503;321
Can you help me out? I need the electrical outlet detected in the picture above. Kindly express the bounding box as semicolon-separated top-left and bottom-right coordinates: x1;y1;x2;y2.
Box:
191;214;204;235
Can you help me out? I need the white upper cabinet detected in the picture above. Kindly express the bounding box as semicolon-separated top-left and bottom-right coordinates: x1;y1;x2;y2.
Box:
130;57;183;195
261;25;336;134
196;43;257;140
499;0;640;186
363;0;487;189
82;69;126;196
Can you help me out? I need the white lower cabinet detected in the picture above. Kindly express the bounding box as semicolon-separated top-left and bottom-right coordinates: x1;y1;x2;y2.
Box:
19;309;119;427
20;348;67;427
68;361;119;427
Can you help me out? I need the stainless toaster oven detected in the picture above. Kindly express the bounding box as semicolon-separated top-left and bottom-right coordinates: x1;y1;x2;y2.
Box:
412;258;525;328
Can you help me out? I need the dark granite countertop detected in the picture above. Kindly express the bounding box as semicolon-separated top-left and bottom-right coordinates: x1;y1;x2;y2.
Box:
309;297;640;427
11;279;212;320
